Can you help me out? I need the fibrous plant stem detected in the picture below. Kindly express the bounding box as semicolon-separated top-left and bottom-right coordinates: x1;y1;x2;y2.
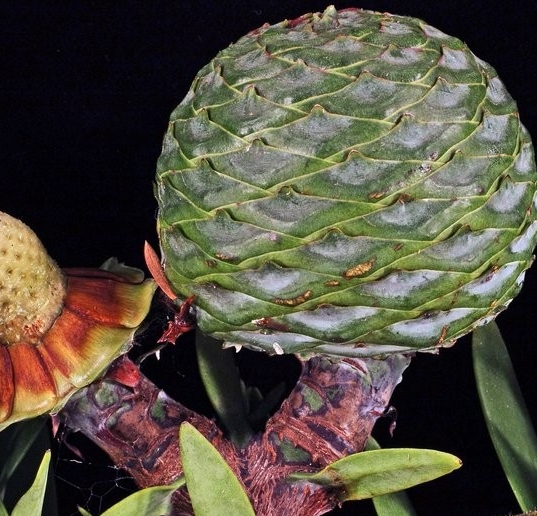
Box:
61;345;410;515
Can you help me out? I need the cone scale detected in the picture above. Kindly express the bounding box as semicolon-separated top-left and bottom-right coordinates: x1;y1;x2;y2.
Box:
156;6;537;357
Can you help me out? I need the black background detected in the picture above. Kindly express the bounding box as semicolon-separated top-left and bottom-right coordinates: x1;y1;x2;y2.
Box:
1;2;537;515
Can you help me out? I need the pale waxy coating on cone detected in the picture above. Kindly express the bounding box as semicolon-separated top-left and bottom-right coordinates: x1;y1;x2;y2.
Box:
156;7;537;357
0;211;156;430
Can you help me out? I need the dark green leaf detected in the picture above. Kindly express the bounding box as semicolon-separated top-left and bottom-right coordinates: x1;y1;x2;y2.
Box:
246;382;286;428
179;422;255;516
0;418;47;492
473;321;537;511
195;331;253;447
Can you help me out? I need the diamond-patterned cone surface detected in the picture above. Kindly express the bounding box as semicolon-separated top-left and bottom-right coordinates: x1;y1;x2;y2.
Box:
156;7;537;357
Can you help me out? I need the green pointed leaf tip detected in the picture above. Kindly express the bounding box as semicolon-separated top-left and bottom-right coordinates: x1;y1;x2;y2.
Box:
473;322;537;511
10;450;50;516
179;423;255;516
157;6;537;358
289;448;461;501
93;479;184;516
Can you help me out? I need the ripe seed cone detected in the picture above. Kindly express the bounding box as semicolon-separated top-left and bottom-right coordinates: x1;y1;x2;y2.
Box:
156;7;537;357
0;212;156;430
0;211;65;345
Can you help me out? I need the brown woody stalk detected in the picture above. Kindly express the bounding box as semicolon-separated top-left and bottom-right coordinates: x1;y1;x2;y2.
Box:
61;351;410;515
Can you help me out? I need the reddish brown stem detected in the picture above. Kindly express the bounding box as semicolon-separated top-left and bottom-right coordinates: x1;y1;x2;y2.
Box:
61;353;410;515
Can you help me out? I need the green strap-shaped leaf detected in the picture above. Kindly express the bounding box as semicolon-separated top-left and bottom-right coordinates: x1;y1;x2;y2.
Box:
78;478;185;516
195;331;253;447
365;438;417;516
289;448;461;501
10;450;50;516
372;490;418;516
473;321;537;511
0;500;8;516
179;422;255;516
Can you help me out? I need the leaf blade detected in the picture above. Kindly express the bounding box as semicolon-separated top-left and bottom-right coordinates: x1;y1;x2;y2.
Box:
11;450;50;516
289;448;461;501
99;479;185;516
365;438;417;516
195;331;252;447
179;422;255;516
472;321;537;511
0;418;47;492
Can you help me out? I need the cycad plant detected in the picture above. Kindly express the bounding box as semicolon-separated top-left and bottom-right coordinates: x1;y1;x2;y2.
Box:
1;6;537;516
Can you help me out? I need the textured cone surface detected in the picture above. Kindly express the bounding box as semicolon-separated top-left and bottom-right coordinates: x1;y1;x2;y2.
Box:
0;211;65;345
156;7;537;357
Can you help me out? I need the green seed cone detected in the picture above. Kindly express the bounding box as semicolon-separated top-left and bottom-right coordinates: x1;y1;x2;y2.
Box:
156;6;537;357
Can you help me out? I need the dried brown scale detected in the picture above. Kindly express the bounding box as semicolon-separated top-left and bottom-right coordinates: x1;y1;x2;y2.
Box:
242;443;336;516
343;259;376;279
273;289;313;306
